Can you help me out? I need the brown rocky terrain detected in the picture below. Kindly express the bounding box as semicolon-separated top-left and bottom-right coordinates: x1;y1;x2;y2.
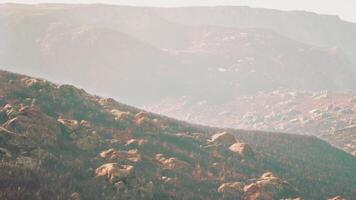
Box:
0;70;356;199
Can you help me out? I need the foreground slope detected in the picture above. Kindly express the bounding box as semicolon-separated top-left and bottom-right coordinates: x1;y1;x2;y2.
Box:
0;70;355;199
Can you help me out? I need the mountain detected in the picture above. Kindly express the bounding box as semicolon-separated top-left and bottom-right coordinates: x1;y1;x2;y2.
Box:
0;70;356;199
155;6;356;64
1;4;356;105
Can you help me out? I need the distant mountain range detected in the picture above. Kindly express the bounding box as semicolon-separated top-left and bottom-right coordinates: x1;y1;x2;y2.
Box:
1;4;356;105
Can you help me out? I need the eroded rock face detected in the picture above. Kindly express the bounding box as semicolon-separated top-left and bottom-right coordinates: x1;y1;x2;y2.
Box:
211;132;236;146
95;163;134;183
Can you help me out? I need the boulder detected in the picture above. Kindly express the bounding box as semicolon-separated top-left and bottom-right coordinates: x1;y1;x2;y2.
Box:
229;142;254;157
95;163;134;183
243;172;297;200
211;132;236;146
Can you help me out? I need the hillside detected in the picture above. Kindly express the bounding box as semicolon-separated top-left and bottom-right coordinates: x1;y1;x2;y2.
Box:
0;71;356;199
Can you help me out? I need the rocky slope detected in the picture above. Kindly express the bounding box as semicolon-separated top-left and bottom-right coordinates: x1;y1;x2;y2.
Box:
0;70;355;199
146;90;356;155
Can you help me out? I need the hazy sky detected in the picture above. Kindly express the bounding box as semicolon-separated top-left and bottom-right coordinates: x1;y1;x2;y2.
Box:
1;0;356;23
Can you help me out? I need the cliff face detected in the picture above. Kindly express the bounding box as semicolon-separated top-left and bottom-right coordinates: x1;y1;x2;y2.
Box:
0;70;355;199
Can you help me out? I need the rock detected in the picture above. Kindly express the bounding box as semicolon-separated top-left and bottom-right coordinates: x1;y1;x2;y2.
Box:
243;172;297;200
22;78;49;88
217;182;244;197
125;139;148;147
100;149;141;163
95;163;134;183
160;176;177;184
211;132;236;146
110;109;134;124
58;118;80;131
309;109;321;115
135;112;149;120
135;114;160;132
155;154;191;171
98;98;118;107
328;196;346;200
69;192;81;200
229;142;254;157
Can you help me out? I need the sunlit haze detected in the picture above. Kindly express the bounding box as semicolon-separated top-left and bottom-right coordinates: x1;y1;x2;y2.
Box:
1;0;356;23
